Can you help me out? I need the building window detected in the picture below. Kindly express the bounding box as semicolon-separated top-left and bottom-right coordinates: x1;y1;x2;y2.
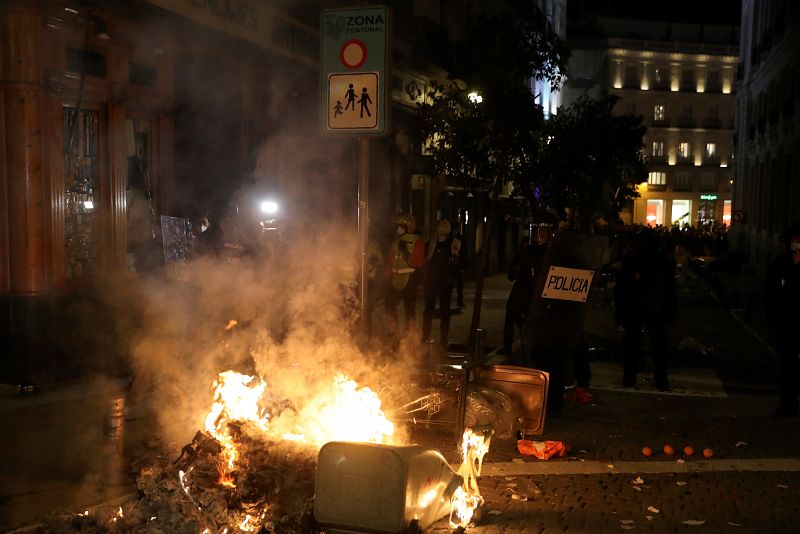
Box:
722;199;732;226
624;65;638;88
681;68;694;90
674;173;691;190
654;67;668;89
678;142;691;159
129;62;157;87
648;172;666;185
66;47;107;78
671;199;692;226
654;104;665;121
652;141;665;157
646;199;664;227
705;143;717;158
707;69;721;92
700;173;716;190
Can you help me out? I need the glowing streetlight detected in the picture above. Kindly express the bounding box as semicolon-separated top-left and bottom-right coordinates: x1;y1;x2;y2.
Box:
467;91;483;104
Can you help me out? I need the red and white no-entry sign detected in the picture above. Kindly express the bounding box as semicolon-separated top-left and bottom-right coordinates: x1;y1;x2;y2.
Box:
340;39;367;69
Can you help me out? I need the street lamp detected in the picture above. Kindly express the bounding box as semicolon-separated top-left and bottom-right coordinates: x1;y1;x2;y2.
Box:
467;91;483;104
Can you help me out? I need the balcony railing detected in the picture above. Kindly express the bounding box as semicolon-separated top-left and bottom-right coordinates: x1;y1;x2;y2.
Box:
648;155;667;164
677;117;696;128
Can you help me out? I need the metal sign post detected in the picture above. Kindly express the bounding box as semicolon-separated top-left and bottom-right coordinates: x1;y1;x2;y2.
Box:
321;6;390;335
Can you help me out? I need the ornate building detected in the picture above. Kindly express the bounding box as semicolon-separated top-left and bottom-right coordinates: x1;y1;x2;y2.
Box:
563;18;739;227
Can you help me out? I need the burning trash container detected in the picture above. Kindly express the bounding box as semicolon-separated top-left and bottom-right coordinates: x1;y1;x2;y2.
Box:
314;442;463;533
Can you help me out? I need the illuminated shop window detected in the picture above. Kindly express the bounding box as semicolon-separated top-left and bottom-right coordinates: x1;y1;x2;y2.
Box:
646;199;664;227
647;172;666;185
722;200;732;226
671;199;692;226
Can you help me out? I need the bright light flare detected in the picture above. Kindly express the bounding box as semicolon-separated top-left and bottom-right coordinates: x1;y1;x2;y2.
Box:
467;91;483;104
260;200;279;215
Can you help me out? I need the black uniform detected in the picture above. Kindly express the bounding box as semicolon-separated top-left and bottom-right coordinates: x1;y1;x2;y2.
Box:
422;236;460;348
615;234;677;391
765;249;800;417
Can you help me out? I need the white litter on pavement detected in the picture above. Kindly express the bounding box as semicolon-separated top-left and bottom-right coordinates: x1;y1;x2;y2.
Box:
647;506;660;514
682;520;706;526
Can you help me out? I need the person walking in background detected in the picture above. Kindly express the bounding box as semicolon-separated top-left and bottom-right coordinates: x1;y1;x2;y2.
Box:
422;220;461;351
384;214;425;337
765;223;800;418
615;229;677;391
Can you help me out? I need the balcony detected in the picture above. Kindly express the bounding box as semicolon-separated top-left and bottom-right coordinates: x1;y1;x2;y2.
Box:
677;117;696;128
652;118;670;128
648;155;667;164
703;156;721;166
676;156;693;165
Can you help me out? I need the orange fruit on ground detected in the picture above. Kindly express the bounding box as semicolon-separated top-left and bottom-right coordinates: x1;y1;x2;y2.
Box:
663;444;675;456
642;446;653;457
703;448;714;458
683;446;695;457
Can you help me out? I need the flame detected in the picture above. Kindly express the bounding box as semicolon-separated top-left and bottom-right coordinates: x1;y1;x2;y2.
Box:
204;371;270;478
450;429;492;528
199;370;394;487
287;374;395;446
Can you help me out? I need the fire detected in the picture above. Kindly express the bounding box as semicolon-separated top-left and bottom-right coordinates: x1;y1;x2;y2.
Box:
204;371;270;476
287;374;395;446
450;429;492;528
199;370;394;485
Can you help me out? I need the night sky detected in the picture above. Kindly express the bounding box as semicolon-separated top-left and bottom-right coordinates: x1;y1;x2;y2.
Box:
568;0;743;27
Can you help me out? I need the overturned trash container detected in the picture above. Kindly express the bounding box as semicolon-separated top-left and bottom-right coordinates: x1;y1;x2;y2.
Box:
315;442;462;533
474;365;549;437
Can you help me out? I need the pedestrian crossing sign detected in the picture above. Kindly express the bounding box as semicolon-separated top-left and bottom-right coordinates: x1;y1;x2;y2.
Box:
327;73;379;130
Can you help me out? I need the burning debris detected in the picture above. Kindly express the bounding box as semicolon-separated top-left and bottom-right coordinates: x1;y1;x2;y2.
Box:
32;366;496;533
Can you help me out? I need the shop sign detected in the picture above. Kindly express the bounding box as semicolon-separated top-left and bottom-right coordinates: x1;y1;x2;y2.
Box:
700;194;718;200
541;266;595;303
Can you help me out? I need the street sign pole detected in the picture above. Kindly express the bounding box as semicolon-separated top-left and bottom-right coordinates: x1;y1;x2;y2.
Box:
358;137;369;335
320;6;389;338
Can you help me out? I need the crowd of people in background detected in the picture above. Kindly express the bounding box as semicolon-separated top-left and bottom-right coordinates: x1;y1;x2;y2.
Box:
187;207;797;420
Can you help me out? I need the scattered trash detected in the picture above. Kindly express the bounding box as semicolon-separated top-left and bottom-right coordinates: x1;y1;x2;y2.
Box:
620;525;634;530
579;449;588;454
620;519;635;524
504;476;517;480
511;493;528;501
632;486;642;492
682;520;706;526
517;440;567;460
646;515;654;521
676;458;685;464
647;506;660;514
607;463;615;469
631;477;644;485
487;510;502;516
728;522;741;527
676;481;688;486
777;484;788;489
735;441;748;447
